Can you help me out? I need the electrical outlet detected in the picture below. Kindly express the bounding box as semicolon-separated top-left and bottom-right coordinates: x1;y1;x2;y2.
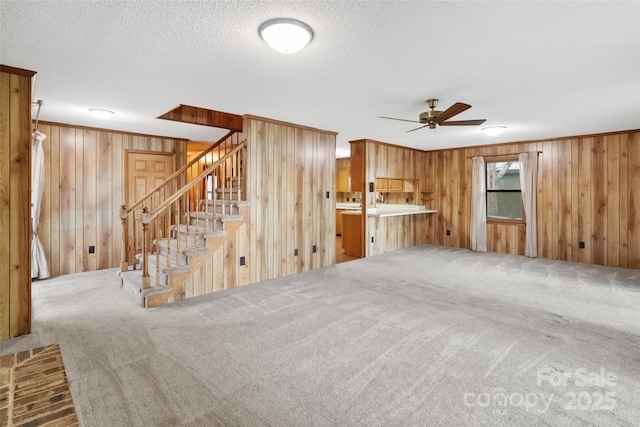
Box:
326;191;330;199
371;236;374;243
88;245;95;254
446;230;450;236
579;241;585;249
239;256;245;266
312;245;317;253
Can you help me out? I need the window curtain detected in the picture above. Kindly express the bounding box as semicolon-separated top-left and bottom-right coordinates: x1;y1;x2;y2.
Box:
518;151;539;257
470;156;487;252
32;131;50;279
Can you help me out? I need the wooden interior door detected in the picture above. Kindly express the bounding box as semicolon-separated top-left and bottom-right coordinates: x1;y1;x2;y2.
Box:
126;152;174;255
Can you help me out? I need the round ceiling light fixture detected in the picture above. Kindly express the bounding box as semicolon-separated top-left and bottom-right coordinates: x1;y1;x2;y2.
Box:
259;18;313;53
481;126;507;136
89;108;115;119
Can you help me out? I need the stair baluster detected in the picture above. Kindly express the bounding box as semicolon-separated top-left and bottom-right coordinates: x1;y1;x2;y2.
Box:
119;205;128;271
140;206;151;290
119;134;247;307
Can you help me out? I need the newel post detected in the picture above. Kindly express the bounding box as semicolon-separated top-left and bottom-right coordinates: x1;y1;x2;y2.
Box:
141;206;151;290
120;204;129;272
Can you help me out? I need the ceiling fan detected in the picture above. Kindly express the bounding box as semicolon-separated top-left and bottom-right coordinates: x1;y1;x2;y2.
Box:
380;99;486;132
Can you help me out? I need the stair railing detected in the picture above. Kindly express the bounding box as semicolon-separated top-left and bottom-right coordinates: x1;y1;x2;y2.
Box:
141;141;246;287
120;130;245;277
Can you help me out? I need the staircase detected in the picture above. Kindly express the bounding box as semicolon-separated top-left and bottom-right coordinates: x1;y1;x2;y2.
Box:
118;131;248;307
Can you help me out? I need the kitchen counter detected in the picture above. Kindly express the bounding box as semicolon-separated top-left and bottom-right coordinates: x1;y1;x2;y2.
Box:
336;203;362;236
336;202;362;210
340;204;436;218
340;204;437;258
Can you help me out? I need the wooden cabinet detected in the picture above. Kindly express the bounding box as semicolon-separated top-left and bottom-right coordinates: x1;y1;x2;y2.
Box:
336;210;343;235
1;65;35;341
376;177;413;193
389;179;404;191
342;214;363;257
337;168;350;192
375;178;388;191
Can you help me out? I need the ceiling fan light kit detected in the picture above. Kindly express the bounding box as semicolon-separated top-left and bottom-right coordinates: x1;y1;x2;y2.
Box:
380;98;486;132
259;18;313;53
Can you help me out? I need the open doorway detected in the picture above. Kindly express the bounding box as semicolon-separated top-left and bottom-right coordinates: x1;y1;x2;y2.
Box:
336;157;361;264
336;235;359;263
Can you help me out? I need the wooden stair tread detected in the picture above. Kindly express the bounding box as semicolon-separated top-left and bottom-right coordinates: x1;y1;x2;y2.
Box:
135;252;189;270
120;270;172;296
121;200;249;308
172;224;228;239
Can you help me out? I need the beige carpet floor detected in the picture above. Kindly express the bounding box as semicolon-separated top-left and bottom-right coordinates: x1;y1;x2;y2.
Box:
0;244;638;426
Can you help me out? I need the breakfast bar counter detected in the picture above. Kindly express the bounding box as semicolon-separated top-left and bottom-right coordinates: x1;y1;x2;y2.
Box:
340;205;437;257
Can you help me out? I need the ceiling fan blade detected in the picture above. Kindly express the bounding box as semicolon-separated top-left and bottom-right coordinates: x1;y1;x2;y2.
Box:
439;119;487;126
435;102;471;124
379;116;422;124
406;124;430;133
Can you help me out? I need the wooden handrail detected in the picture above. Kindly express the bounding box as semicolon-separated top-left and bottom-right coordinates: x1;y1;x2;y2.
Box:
148;141;246;221
127;129;237;214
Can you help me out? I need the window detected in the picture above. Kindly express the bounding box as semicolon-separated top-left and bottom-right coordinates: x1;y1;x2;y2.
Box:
486;160;523;222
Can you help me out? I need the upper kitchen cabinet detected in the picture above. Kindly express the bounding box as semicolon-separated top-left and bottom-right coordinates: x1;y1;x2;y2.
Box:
337;167;351;192
375;177;414;193
336;157;351;192
389;178;404;192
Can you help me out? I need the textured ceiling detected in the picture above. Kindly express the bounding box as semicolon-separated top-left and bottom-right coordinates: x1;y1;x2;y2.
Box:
2;1;639;157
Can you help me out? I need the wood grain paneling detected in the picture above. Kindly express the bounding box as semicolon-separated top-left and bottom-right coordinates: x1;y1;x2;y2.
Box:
422;129;640;269
628;132;640;269
367;214;431;256
244;116;336;282
0;70;11;339
1;66;35;340
36;122;187;277
182;219;249;299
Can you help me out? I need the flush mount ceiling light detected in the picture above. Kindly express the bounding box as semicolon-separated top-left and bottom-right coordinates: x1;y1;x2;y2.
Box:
259;18;313;53
481;126;507;136
89;108;115;119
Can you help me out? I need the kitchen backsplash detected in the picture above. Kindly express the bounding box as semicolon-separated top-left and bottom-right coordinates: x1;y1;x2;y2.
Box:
336;192;359;203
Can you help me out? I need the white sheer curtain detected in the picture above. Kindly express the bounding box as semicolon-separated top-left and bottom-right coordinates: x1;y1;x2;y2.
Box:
518;152;539;257
470;156;487;252
32;131;50;279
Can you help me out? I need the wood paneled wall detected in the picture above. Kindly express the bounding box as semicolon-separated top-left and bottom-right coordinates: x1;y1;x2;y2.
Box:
1;65;35;340
368;214;431;256
36;116;335;288
244;115;336;283
420;129;640;269
35;122;187;276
